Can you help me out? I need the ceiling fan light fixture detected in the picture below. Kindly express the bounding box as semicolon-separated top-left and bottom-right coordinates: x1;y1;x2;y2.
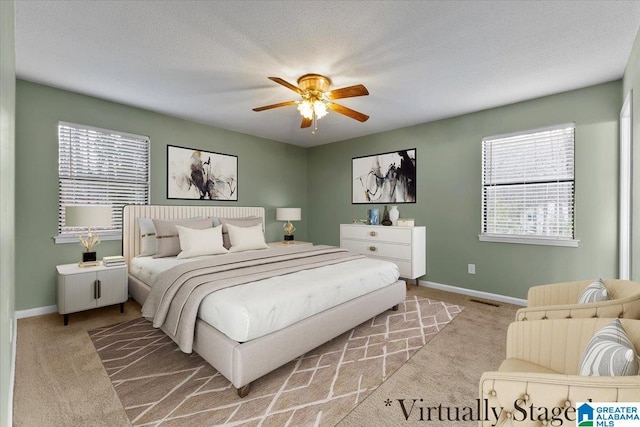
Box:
297;98;329;121
313;100;328;119
253;74;369;133
296;100;314;120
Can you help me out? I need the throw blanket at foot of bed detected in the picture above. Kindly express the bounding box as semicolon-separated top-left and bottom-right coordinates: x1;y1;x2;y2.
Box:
142;245;365;353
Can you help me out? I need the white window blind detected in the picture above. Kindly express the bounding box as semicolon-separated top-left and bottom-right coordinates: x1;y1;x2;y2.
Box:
481;123;576;246
57;122;150;242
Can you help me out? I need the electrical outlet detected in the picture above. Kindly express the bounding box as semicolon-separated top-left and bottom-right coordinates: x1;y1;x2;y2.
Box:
468;264;476;275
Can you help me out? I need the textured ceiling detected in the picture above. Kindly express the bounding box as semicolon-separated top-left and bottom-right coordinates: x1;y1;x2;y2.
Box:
14;1;640;147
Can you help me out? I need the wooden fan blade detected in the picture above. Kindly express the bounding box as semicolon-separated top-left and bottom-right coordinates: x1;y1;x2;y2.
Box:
328;84;369;100
301;116;312;128
327;103;369;122
252;100;297;112
268;77;303;94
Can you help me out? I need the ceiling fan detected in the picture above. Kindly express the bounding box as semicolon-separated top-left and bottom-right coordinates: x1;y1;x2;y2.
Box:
253;74;369;133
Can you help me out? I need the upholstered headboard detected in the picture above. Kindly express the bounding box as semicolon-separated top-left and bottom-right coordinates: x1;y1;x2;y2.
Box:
122;205;265;265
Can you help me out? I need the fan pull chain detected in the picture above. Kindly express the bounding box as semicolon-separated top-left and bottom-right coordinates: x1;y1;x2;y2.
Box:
312;110;318;134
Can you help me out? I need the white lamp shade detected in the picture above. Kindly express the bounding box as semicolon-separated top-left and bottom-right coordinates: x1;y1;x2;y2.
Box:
276;208;301;221
65;205;112;227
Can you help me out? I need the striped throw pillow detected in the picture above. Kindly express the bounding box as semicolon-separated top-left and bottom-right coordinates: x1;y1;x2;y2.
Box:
578;279;610;304
579;319;639;376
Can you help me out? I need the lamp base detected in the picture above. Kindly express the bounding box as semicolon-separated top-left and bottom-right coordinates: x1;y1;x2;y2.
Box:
83;251;97;262
284;235;294;241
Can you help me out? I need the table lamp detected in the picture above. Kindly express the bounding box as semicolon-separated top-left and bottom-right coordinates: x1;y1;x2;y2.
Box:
65;205;112;266
276;208;301;241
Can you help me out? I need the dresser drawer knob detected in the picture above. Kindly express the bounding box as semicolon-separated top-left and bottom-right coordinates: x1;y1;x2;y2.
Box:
369;231;377;237
369;246;377;252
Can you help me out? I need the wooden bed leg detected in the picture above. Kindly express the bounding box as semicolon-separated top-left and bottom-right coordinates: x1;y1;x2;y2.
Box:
237;383;251;398
391;304;399;311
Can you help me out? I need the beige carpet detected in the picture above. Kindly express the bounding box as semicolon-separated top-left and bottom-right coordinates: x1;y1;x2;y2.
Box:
13;301;143;427
89;296;463;426
13;286;519;426
337;288;519;427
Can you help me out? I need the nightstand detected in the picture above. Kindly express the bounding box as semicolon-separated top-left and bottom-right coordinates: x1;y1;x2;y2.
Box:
56;262;128;325
268;241;313;247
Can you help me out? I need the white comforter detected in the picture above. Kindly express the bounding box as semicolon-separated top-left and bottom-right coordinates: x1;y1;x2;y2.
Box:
130;253;399;342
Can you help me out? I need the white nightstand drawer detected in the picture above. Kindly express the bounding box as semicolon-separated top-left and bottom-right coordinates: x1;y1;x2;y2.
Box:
341;239;412;261
340;225;413;244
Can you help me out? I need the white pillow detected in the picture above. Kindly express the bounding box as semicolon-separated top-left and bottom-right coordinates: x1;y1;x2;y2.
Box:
176;225;228;259
227;223;269;252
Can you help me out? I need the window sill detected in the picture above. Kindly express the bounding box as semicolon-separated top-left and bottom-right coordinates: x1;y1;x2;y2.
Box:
478;234;579;248
54;232;122;244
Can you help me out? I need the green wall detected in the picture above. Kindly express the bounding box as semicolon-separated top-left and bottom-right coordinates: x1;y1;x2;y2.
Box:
623;29;640;282
15;80;308;310
15;54;635;309
0;1;16;425
308;81;622;299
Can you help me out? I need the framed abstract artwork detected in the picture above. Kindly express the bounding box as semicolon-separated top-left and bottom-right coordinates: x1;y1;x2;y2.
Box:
167;145;238;200
352;148;416;204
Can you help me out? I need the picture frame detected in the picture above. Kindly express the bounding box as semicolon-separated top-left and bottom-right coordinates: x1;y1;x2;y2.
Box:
167;144;238;201
352;148;416;204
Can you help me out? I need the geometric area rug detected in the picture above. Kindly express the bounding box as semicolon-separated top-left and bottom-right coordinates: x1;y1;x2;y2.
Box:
89;296;463;427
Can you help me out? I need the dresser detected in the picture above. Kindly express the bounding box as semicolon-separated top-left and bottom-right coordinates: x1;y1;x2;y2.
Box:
340;224;426;287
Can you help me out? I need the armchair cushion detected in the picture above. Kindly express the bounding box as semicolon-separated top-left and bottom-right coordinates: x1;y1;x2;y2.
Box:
499;358;558;374
577;279;609;303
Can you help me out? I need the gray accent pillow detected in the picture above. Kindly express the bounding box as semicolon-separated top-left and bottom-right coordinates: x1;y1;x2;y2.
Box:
579;319;639;376
578;279;610;304
137;217;157;257
219;217;262;249
152;217;213;258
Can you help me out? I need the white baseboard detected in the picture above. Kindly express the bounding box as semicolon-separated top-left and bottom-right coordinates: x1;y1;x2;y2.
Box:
15;304;57;319
420;280;527;306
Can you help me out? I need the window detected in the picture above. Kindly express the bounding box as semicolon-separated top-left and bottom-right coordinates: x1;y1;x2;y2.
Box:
56;122;150;243
480;123;578;247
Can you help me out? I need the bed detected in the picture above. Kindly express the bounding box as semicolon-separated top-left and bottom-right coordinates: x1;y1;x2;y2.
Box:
123;205;406;397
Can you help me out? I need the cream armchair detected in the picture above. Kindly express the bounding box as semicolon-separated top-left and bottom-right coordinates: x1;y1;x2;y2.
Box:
479;318;640;427
516;279;640;321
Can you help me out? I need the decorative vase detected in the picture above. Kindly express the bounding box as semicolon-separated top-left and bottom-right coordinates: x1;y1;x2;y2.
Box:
381;205;392;226
389;206;400;226
368;208;379;225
